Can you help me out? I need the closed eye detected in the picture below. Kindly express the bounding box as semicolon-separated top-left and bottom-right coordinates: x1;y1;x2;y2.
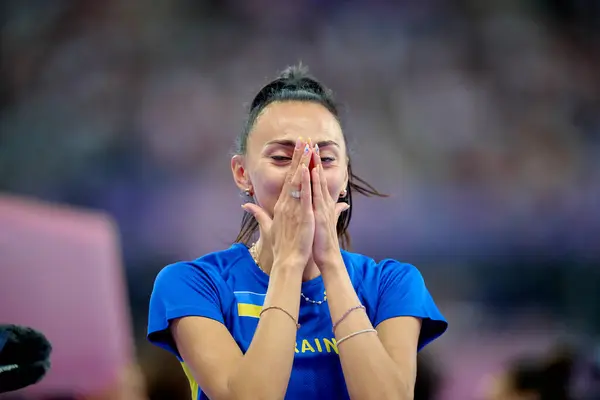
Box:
270;156;292;162
270;156;335;163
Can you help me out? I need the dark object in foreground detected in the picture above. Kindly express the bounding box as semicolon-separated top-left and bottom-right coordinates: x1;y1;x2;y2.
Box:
0;324;52;393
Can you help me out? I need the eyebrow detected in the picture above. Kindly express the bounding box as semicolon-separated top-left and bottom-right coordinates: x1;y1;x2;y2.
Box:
264;139;340;149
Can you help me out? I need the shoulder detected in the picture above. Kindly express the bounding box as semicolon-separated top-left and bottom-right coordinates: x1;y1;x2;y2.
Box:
342;250;448;345
341;250;422;288
148;245;250;347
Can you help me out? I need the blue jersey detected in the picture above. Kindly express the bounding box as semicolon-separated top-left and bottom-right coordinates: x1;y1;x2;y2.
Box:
147;243;447;399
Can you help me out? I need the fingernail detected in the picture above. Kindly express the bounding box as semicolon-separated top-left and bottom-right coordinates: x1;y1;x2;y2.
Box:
304;143;310;154
308;138;312;146
314;143;320;155
296;137;303;149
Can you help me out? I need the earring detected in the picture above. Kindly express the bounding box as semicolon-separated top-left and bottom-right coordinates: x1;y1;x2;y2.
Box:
339;189;347;198
244;188;253;197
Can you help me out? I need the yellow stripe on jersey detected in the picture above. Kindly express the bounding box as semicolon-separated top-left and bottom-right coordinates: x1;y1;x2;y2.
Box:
181;362;199;400
237;303;262;318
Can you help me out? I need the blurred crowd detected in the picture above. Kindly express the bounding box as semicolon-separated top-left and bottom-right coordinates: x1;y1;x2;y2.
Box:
2;0;599;398
3;0;600;261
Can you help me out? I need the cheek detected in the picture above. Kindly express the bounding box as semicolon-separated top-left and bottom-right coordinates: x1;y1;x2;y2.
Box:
251;168;287;211
325;169;346;198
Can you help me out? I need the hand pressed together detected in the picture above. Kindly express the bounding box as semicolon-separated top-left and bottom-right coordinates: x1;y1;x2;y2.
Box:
242;138;348;273
242;137;315;272
310;144;349;269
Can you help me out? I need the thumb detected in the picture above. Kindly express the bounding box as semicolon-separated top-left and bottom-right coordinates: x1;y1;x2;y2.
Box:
335;202;350;220
241;203;272;231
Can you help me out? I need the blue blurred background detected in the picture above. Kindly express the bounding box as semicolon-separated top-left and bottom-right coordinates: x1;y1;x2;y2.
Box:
1;0;599;399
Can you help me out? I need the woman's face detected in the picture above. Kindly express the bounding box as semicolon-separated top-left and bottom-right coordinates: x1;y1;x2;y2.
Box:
232;101;348;218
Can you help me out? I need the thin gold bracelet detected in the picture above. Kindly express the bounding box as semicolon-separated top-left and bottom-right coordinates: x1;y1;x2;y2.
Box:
336;328;377;347
259;306;301;329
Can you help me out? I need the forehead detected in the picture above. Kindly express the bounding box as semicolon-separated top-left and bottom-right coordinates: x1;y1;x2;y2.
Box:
248;101;345;148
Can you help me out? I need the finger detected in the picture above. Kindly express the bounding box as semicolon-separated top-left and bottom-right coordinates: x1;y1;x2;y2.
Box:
311;164;324;210
284;143;312;196
284;137;306;186
241;203;273;232
312;145;332;201
334;202;350;220
313;143;322;170
318;163;332;203
296;142;312;177
300;164;313;214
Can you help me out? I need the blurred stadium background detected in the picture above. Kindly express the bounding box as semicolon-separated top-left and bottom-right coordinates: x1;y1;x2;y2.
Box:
1;0;599;399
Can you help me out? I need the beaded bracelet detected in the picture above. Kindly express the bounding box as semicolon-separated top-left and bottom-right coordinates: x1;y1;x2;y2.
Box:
332;305;366;334
336;328;378;347
259;306;301;330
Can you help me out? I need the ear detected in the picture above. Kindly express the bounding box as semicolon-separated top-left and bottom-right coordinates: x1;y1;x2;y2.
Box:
343;163;349;192
231;155;250;191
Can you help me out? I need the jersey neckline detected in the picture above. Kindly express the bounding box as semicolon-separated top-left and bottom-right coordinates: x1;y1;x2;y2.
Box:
232;243;328;295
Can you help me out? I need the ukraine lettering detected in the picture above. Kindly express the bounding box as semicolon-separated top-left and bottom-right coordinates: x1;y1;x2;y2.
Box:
295;337;338;354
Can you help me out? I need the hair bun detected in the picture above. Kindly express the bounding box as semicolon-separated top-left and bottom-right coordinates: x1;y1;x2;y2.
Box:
278;63;311;81
279;64;327;97
250;64;328;111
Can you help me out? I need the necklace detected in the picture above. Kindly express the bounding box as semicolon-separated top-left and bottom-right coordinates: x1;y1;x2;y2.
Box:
249;243;327;305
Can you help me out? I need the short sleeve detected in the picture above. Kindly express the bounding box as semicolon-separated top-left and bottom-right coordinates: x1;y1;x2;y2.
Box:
374;261;448;351
147;261;225;360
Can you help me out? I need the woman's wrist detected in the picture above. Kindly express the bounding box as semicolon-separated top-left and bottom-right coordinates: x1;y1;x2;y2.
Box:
318;252;347;279
271;257;306;276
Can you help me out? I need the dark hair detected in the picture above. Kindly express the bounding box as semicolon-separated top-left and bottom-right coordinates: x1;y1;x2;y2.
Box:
234;64;387;249
508;347;575;400
414;352;442;400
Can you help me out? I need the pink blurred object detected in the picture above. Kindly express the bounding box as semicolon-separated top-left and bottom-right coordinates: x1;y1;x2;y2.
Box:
0;194;135;396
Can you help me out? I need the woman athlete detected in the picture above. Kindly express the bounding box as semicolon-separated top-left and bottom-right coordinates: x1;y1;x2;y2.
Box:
148;65;448;399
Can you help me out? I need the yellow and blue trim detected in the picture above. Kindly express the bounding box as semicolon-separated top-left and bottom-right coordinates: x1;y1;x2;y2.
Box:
181;362;199;400
179;291;268;399
234;290;266;318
